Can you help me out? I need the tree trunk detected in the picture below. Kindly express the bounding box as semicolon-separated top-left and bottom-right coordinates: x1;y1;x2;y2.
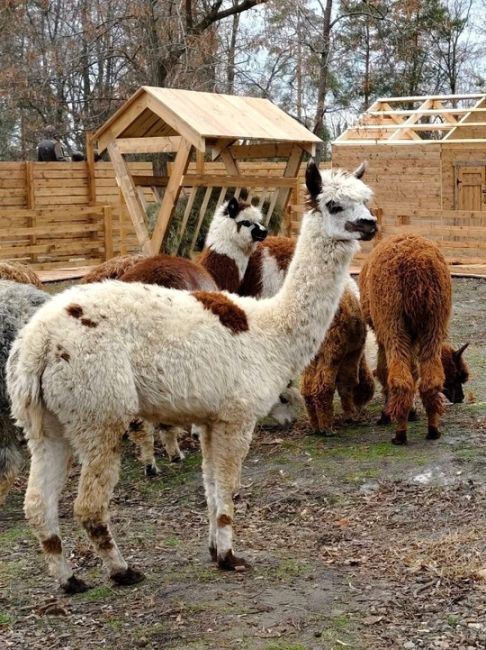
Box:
313;0;332;164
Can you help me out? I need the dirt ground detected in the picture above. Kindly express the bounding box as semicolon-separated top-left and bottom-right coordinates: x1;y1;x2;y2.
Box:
1;277;485;650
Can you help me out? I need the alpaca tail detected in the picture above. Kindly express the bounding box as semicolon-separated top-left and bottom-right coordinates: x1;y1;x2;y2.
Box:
6;330;48;440
0;416;24;505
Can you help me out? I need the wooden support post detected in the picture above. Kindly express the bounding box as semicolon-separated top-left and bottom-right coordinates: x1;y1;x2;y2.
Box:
175;187;198;255
25;161;36;262
151;139;193;253
190;187;213;253
107;141;152;255
119;191;127;256
86;132;97;205
275;145;303;219
220;148;240;176
103;205;114;260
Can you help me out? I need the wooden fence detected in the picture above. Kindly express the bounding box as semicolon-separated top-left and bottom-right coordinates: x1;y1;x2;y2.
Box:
0;205;113;271
0;160;485;274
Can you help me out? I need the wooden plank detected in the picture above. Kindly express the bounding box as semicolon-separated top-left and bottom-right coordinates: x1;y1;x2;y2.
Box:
103;205;114;260
175;187;198;255
275;145;303;212
107;141;152;255
96;91;149;152
151;138;193;253
86;132;97;205
116;136;182;153
132;174;298;188
190;187;213;253
144;93;205;152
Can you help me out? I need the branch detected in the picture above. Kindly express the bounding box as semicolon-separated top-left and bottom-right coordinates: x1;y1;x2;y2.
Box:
193;0;268;34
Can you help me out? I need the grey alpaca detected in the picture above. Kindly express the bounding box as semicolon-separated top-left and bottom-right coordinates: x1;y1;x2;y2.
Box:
0;280;50;504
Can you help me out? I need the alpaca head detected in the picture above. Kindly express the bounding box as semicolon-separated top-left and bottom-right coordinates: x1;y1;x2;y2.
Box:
306;160;377;242
206;192;268;255
441;342;469;403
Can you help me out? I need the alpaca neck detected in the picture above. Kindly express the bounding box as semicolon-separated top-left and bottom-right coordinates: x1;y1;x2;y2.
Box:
266;211;358;375
205;239;252;281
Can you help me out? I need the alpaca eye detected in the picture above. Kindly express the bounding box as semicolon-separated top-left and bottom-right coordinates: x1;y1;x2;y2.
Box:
238;220;252;227
326;201;344;214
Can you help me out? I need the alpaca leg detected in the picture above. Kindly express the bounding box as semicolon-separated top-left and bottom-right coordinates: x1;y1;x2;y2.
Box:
386;345;415;445
419;354;445;440
0;424;24;506
199;425;217;561
24;429;83;593
210;420;254;570
313;367;339;435
301;364;319;430
73;432;144;586
158;426;185;463
353;354;375;411
127;419;159;477
336;352;362;421
375;343;391;425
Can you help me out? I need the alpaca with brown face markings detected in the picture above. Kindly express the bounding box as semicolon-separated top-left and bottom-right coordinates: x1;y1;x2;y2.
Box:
7;161;376;593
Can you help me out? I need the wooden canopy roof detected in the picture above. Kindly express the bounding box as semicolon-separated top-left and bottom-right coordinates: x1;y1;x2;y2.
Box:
95;86;321;153
92;87;320;258
334;93;486;145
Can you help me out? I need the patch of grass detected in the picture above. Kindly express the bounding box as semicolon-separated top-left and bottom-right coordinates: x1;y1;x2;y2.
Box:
263;641;309;650
0;526;29;545
447;614;460;627
76;585;115;602
163;535;180;547
0;559;28;579
269;559;313;580
0;612;14;626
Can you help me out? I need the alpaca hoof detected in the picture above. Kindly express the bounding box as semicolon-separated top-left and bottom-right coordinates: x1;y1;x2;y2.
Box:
111;566;145;586
426;426;442;440
169;452;185;464
217;550;251;571
209;545;218;562
62;575;90;594
145;464;160;478
391;431;407;445
377;412;391;425
408;409;419;422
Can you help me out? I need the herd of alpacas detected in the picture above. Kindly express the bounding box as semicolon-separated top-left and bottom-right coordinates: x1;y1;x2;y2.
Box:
0;161;470;594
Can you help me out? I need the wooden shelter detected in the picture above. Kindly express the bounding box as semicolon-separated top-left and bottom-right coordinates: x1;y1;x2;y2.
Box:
332;93;486;272
93;87;321;256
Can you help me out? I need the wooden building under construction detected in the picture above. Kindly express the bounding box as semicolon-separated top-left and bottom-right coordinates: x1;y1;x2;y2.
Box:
333;93;486;270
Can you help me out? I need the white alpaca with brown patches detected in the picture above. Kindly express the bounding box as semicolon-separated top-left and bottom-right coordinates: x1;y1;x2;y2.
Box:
121;196;267;470
7;162;376;593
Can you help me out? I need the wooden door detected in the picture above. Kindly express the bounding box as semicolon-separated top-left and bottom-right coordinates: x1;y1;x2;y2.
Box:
457;166;486;211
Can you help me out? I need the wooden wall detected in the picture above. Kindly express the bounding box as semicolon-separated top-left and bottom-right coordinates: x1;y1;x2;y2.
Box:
0;161;153;269
332;143;486;265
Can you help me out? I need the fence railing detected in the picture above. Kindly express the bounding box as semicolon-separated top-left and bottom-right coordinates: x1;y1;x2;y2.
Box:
0;205;113;271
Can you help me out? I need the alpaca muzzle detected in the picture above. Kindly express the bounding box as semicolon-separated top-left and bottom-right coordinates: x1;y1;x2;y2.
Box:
345;219;377;241
251;224;268;242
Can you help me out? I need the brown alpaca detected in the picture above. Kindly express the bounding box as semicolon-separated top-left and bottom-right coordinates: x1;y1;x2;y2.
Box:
359;235;469;445
0;261;43;289
80;254;144;284
240;237;375;433
121;254;217;291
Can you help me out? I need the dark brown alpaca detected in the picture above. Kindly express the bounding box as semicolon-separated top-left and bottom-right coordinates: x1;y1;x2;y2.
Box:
240;236;375;434
359;235;469;445
80;254;144;283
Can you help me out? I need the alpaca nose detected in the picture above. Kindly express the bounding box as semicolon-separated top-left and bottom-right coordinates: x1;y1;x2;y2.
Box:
252;225;268;242
356;218;377;241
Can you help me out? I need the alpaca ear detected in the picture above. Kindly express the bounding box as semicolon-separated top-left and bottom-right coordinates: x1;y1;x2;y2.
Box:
305;159;322;198
454;342;469;358
353;161;367;179
239;188;249;202
226;197;240;219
